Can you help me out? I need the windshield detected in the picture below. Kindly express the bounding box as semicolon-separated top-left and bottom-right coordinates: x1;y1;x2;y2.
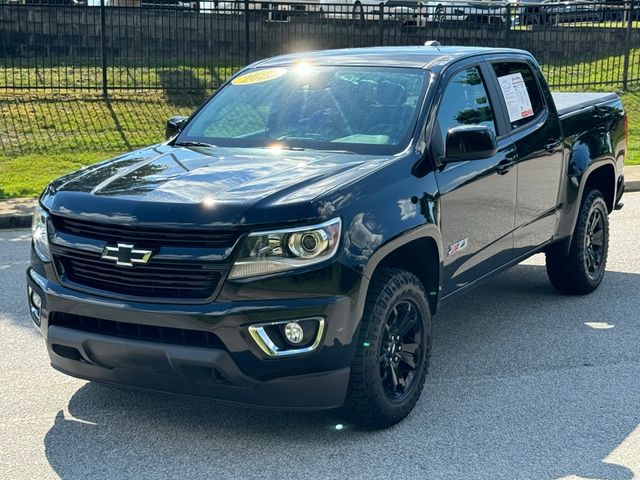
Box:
178;65;428;155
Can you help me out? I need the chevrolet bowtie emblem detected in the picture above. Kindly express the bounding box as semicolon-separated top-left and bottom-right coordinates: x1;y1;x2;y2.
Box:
101;243;153;267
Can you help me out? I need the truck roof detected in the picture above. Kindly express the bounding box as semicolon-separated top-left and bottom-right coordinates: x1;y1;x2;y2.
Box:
256;46;532;71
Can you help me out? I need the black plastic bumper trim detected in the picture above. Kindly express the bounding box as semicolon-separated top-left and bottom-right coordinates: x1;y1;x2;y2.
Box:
47;325;350;410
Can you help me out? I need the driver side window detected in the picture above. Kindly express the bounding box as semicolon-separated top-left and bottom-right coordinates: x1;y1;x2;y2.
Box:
432;66;496;158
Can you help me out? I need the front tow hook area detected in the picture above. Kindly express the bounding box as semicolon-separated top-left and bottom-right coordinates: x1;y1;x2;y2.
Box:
47;325;258;388
46;325;351;409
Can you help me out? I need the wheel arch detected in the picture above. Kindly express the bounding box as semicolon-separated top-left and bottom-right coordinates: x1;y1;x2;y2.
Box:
355;225;444;322
583;162;616;213
554;159;618;255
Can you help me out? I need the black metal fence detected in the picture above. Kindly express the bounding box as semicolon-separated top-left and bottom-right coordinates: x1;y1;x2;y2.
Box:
0;0;639;93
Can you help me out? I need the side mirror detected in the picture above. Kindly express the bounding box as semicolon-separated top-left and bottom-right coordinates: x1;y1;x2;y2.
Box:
444;125;497;162
165;115;188;140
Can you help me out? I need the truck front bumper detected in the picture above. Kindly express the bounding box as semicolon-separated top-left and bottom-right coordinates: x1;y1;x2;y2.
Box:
27;267;359;410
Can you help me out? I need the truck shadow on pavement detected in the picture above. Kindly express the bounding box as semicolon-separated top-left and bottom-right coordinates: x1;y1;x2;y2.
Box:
43;264;639;480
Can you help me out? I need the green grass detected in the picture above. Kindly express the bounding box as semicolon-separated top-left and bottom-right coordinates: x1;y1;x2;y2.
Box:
551;20;640;28
0;76;639;199
0;90;203;198
0;63;241;91
512;21;640;30
0;151;122;199
624;90;640;166
542;49;640;89
0;91;204;155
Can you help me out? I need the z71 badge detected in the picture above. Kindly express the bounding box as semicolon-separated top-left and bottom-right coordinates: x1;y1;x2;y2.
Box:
448;238;468;257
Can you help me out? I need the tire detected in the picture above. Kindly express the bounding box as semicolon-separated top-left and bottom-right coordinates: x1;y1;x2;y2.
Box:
546;189;609;295
342;268;432;429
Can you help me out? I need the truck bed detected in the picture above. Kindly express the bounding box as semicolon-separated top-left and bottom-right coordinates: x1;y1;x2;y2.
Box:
552;92;619;117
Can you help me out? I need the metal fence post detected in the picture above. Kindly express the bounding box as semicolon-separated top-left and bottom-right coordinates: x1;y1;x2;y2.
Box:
504;2;511;44
100;0;107;97
378;3;384;46
244;0;250;65
622;0;635;91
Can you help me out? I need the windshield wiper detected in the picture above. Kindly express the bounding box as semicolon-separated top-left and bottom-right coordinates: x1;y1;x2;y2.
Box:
174;140;217;148
277;145;356;155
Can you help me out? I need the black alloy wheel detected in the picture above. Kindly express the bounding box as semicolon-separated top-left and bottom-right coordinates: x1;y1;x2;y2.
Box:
584;206;606;280
379;300;423;401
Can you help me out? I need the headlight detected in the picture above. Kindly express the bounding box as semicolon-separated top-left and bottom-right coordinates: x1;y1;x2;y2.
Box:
31;206;51;262
228;218;341;279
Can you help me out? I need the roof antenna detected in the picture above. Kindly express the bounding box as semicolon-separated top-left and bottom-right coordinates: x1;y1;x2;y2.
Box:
424;40;441;50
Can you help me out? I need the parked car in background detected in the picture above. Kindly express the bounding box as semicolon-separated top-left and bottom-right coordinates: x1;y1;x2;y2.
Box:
421;0;508;24
22;0;82;4
198;0;317;19
317;0;421;21
318;0;508;23
518;0;605;25
543;0;600;23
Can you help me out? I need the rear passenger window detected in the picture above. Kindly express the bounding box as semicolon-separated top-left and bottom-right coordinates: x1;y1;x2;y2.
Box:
432;66;496;158
492;62;544;129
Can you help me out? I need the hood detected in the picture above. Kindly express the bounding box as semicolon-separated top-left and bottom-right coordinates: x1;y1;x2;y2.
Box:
42;144;393;228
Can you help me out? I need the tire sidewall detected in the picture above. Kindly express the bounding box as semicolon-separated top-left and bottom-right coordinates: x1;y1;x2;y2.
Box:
364;278;432;419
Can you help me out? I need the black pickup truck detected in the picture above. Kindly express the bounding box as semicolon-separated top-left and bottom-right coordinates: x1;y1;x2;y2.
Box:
28;46;627;428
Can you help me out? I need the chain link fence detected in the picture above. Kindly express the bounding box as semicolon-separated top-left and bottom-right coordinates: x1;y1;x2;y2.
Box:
0;0;638;93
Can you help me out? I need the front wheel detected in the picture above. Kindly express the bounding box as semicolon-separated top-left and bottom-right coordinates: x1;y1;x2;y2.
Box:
546;189;609;294
342;268;432;429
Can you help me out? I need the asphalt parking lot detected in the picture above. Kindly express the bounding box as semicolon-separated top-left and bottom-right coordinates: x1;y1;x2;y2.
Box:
1;193;639;480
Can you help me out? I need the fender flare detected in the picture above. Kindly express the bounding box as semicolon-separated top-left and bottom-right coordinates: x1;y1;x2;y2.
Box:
350;223;444;326
557;157;617;254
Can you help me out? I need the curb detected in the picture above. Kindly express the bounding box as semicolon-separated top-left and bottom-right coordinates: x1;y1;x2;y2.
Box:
0;214;32;230
626;180;640;194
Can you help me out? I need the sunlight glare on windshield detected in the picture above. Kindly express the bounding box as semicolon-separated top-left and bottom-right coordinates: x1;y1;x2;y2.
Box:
295;62;313;77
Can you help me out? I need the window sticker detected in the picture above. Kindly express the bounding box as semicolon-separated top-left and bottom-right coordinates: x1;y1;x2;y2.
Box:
497;72;534;123
231;68;288;86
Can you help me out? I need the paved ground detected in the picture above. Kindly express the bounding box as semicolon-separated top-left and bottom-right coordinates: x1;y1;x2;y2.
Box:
1;195;639;480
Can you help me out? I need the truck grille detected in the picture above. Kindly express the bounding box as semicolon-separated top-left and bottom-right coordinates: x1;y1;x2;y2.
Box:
50;214;237;301
49;312;225;350
51;214;242;249
55;249;224;300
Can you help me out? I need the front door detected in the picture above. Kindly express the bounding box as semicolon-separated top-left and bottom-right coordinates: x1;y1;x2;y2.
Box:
432;65;518;295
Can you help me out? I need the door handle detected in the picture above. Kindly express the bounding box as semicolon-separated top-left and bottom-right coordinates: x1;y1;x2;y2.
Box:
496;159;516;175
544;140;561;153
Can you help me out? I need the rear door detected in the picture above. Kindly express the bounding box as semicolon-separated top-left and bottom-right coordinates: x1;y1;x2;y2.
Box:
431;62;517;295
488;59;564;256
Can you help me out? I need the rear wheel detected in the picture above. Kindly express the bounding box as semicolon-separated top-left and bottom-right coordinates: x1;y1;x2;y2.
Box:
342;268;432;429
546;189;609;294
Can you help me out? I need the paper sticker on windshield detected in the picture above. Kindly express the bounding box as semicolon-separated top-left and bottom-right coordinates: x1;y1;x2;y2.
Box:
497;73;534;123
232;68;287;86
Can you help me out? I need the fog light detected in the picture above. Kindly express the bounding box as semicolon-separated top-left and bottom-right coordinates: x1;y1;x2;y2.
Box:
31;291;41;310
284;322;304;344
248;317;325;357
28;286;42;326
